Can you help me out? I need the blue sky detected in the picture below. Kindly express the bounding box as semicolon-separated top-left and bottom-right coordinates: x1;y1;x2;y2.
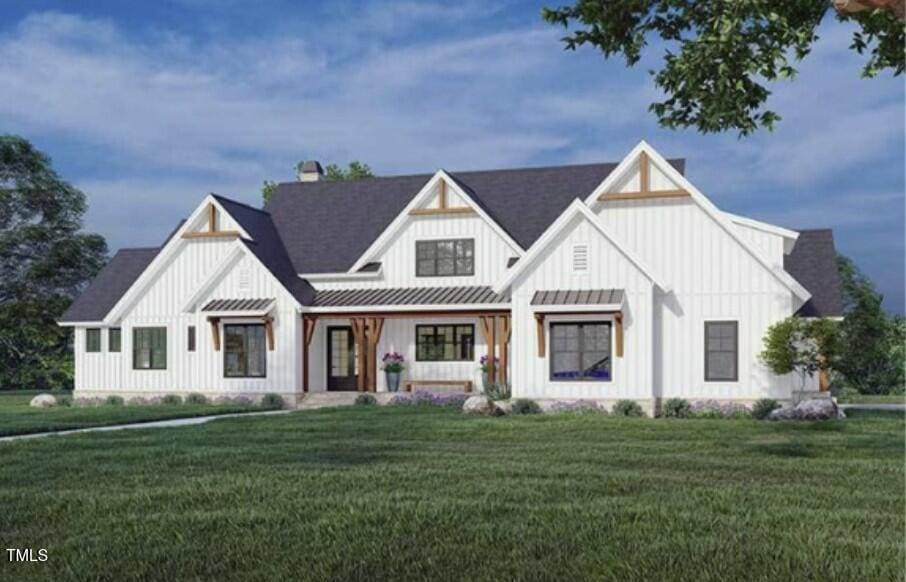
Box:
1;1;903;312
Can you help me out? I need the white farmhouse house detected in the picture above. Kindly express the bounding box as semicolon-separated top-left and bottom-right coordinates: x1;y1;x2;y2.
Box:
59;142;843;411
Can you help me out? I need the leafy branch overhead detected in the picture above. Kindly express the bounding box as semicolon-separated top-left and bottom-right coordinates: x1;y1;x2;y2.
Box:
543;0;905;135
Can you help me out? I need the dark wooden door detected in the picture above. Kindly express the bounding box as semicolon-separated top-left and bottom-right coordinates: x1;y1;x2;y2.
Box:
327;326;358;391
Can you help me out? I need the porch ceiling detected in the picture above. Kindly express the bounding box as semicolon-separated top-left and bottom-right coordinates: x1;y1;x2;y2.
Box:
311;285;509;308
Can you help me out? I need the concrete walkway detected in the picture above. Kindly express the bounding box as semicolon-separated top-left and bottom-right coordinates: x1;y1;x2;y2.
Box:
0;409;293;444
839;403;905;412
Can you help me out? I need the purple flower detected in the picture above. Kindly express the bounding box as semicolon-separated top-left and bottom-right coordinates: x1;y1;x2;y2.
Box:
382;352;405;372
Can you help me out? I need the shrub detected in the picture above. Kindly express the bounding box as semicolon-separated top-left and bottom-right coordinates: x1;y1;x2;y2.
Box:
57;396;72;407
387;394;414;406
185;393;208;405
355;393;377;406
612;399;645;417
161;394;183;406
213;395;254;406
510;398;542;415
662;398;691;418
74;397;104;407
105;395;125;406
832;386;859;403
689;400;752;419
549;400;607;415
751;398;781;420
483;382;511;401
386;390;470;408
260;393;285;409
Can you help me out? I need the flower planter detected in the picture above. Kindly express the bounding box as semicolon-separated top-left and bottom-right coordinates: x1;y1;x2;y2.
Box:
386;371;401;393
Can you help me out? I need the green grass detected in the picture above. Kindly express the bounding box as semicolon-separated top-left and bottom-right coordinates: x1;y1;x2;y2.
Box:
837;393;906;405
0;391;268;437
0;407;903;581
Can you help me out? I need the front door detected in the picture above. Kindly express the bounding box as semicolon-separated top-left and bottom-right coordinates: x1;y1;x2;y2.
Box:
327;326;358;391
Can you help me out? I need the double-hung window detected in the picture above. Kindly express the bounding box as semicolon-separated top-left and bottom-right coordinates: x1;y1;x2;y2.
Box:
415;324;474;361
550;322;612;381
224;324;266;378
85;328;101;353
704;321;738;381
416;239;474;277
108;328;121;353
133;327;167;370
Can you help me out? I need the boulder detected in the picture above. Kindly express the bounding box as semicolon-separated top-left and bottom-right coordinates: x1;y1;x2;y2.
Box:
29;393;57;408
766;398;842;421
463;395;500;415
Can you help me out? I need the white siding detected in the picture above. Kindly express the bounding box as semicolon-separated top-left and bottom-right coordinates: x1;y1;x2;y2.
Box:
732;222;786;268
510;215;655;400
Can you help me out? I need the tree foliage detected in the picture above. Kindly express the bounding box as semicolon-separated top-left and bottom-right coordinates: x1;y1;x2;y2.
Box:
542;0;905;135
262;161;374;202
835;254;904;394
760;316;841;394
0;135;108;390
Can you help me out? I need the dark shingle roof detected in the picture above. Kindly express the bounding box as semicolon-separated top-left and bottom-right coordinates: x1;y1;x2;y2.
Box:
312;286;508;307
59;248;159;322
784;229;844;317
265;160;686;274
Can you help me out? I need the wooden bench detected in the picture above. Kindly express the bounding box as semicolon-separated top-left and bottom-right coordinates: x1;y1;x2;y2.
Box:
404;380;473;393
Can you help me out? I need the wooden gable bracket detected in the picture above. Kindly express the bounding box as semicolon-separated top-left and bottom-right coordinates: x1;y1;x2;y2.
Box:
409;178;476;216
182;202;242;239
598;152;690;202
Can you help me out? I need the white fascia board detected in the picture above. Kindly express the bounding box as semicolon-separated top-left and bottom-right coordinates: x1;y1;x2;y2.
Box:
493;199;669;296
57;321;106;327
587;141;811;304
103;195;256;324
347;170;524;273
303;303;509;314
725;212;800;240
181;243;246;313
301;267;383;282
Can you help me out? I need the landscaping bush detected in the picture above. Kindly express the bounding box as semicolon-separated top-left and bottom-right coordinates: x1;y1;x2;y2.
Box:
261;393;286;409
74;397;104;407
662;398;691;418
483;382;511;401
185;393;208;405
548;400;607;414
386;390;470;408
355;393;377;406
213;395;254;406
689;400;752;419
161;394;183;406
612;399;645;417
510;398;542;415
56;396;72;407
105;395;125;406
832;386;860;403
752;398;781;420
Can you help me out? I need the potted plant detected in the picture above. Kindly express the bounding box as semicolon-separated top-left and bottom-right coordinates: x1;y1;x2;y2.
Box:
382;352;405;392
479;355;498;391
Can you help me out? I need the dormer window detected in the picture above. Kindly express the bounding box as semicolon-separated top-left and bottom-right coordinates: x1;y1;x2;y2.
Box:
572;244;589;274
416;239;474;277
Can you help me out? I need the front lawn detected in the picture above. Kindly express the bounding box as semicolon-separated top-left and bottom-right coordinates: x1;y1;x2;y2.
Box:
0;407;903;581
0;391;267;437
837;392;906;405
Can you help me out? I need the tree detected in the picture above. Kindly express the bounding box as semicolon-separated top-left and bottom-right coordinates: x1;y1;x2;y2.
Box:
261;161;374;203
0;135;108;390
542;1;905;135
835;254;903;394
761;316;841;400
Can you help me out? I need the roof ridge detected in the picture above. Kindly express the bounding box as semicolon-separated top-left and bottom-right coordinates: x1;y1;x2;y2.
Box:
117;247;160;252
211;193;272;215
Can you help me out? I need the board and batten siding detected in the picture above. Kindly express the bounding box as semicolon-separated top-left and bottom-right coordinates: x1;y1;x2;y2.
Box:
74;239;301;402
509;215;655;401
732;221;786;268
595;196;800;400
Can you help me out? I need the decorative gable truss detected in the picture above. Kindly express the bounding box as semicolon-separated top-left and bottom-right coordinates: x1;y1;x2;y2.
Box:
182;201;243;239
585;141;812;307
347;170;524;273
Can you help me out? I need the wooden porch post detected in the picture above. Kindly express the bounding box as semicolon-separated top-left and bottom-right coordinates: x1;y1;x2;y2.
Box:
497;315;510;383
479;316;496;384
534;313;545;357
302;315;316;393
614;313;624;358
209;317;221;351
350;318;367;391
366;317;384;392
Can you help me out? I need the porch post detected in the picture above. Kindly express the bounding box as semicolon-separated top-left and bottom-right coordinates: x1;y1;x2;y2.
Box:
350;318;367;391
366;317;384;392
497;315;510;384
479;316;496;384
302;315;316;393
614;313;624;358
534;313;545;357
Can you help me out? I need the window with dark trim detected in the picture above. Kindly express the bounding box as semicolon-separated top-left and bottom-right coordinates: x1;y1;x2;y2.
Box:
86;328;101;353
705;321;738;382
224;324;266;378
133;327;167;370
416;239;474;277
187;326;196;352
108;328;121;353
550;322;612;381
415;324;474;361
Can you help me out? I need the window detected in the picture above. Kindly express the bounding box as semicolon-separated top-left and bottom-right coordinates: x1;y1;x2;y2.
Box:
416;324;474;361
705;321;738;381
572;244;589;273
416;239;474;277
133;327;167;370
550;322;611;381
187;326;196;352
224;324;266;378
85;328;101;353
108;328;121;353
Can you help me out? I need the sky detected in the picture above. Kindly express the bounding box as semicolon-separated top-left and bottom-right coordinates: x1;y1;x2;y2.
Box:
1;1;903;312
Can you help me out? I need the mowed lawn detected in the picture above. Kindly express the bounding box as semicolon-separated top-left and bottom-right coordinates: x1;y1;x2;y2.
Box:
0;391;265;437
0;407;903;581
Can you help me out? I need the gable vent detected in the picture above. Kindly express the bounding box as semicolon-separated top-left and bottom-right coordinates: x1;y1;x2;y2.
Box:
572;244;589;274
238;267;251;289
